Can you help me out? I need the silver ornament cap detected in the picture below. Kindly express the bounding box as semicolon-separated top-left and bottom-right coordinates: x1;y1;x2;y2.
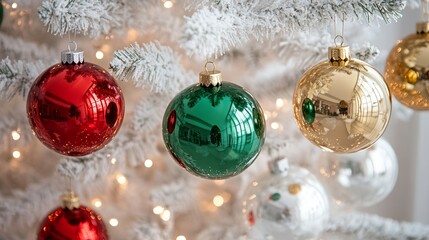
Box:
61;50;84;64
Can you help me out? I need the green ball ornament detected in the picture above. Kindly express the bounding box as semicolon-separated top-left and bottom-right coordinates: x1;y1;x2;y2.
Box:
162;62;265;179
0;1;3;27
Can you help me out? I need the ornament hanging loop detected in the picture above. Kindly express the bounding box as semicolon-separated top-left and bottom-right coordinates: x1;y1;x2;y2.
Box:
333;14;345;46
62;29;84;64
329;14;350;66
205;61;217;74
67;29;78;52
334;35;344;47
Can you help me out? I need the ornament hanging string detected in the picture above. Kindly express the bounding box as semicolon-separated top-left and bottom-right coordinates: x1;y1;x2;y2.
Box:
204;60;216;74
333;14;345;47
422;0;429;22
67;29;78;51
64;175;73;193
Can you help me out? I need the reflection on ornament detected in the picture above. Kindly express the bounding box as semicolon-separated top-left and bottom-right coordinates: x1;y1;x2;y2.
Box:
242;159;329;239
27;50;124;156
317;138;398;208
294;46;391;153
385;22;429;110
162;62;265;179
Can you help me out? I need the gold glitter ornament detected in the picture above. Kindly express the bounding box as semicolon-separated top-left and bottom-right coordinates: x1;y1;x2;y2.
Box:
293;35;391;153
385;21;429;110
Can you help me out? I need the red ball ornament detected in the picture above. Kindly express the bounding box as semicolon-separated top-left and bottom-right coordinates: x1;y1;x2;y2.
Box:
38;193;108;240
27;50;124;156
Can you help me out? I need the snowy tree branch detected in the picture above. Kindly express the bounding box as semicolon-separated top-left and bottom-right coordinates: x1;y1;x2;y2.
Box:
0;58;46;101
38;0;123;38
327;212;429;239
110;41;195;95
183;0;406;57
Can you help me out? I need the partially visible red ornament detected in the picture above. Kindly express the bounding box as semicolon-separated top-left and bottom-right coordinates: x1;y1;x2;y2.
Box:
38;192;108;240
27;49;124;156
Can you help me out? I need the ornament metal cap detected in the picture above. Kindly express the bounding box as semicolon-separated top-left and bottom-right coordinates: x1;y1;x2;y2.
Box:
268;157;289;175
61;192;80;210
328;45;350;66
199;61;222;87
416;22;429;34
61;50;84;64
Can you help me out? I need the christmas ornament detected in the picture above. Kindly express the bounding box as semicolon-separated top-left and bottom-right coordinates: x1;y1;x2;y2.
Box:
317;138;398;208
242;158;329;239
0;1;3;27
162;61;265;179
27;45;124;156
385;20;429;110
38;192;108;240
293;35;391;153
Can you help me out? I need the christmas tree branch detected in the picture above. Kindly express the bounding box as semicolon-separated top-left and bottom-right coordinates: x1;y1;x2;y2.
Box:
0;32;57;62
110;41;195;95
183;0;405;57
0;58;46;101
327;212;429;239
38;0;124;38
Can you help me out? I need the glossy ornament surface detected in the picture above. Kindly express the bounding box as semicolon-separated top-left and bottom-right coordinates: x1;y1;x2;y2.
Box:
293;55;391;153
0;0;3;27
317;138;398;208
242;165;329;239
27;62;124;156
162;82;265;179
385;24;429;110
38;205;108;240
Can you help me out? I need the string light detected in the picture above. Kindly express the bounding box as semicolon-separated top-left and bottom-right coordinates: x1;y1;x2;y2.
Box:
213;195;224;207
111;158;117;164
11;3;18;9
153;206;164;215
95;51;104;60
92;198;102;208
160;209;171;221
12;150;21;159
271;122;279;130
144;159;153;168
109;218;119;227
214;180;225;186
176;236;186;240
116;174;127;185
163;0;173;8
11;131;20;140
276;98;284;108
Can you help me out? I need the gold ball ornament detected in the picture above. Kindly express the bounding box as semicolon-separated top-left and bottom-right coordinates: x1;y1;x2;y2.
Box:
385;22;429;110
293;45;392;153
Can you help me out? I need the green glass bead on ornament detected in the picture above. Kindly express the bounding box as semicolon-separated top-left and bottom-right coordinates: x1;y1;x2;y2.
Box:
302;98;315;125
162;64;265;179
270;192;281;201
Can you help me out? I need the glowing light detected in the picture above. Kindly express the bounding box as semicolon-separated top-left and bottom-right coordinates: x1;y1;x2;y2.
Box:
176;236;186;240
12;150;21;159
214;180;225;186
163;0;173;8
252;181;258;187
127;29;138;41
11;131;20;140
160;209;171;221
213;195;224;207
111;158;117;164
95;51;104;59
153;206;164;215
276;98;284;108
11;3;18;9
109;218;119;227
116;174;127;185
271;122;279;130
144;159;153;168
92;198;102;208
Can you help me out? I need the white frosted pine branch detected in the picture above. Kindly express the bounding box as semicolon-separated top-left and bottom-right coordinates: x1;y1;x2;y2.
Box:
0;32;57;62
132;93;167;133
0;180;61;231
352;43;380;63
132;219;173;240
327;212;429;239
110;41;195;95
38;0;123;38
150;180;196;213
183;0;405;57
0;58;46;101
